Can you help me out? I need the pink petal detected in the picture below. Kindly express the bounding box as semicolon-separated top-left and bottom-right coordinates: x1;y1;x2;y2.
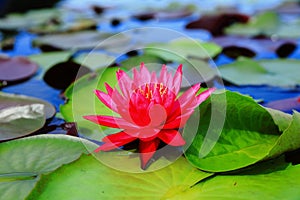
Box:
148;104;167;127
139;138;160;170
116;69;133;98
94;89;118;112
196;88;216;105
163;109;194;129
172;64;182;95
158;130;186;146
177;83;201;107
158;64;168;84
105;83;113;96
150;71;157;83
139;63;151;86
94;131;136;152
102;131;136;143
83;115;137;129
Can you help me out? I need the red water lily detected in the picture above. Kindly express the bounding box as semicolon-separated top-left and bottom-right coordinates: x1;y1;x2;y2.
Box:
84;63;215;169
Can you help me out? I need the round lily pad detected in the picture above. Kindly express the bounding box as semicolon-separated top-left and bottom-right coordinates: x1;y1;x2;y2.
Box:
33;31;130;51
0;56;38;84
0;92;56;120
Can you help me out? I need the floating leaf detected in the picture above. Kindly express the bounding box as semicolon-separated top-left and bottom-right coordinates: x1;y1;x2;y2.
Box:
184;91;281;172
0;134;96;200
0;104;44;141
212;36;297;59
0;92;56;120
73;52;116;70
0;56;38;85
0;9;59;30
145;38;222;62
185;13;249;36
267;111;300;158
28;51;74;78
27;155;212;200
60;67;120;140
33;31;130;51
119;53;165;70
225;11;300;39
225;11;278;37
264;97;300;113
171;158;300;199
28;18;97;34
219;57;300;87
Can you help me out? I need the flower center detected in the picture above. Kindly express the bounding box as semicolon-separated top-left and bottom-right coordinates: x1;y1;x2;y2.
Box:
137;83;168;100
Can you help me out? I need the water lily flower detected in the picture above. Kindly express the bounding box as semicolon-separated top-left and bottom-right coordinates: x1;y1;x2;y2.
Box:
84;63;215;169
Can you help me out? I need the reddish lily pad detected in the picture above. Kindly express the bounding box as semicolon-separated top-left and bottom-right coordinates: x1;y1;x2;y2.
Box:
264;97;300;113
0;56;38;85
185;13;249;36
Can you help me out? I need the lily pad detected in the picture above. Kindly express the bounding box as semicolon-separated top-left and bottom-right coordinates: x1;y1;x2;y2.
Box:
0;134;97;200
0;92;56;120
225;11;278;37
219;57;300;87
28;51;74;78
0;104;44;141
28;18;97;34
184;91;282;172
212;36;297;59
185;13;249;36
0;56;38;84
119;53;165;70
264;97;300;113
225;11;300;39
73;52;116;70
33;31;130;51
60;67;120;140
145;38;222;62
27;155;213;200
171;158;300;200
0;9;59;30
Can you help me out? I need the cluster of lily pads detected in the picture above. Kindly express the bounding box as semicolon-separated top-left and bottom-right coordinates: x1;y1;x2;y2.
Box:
1;1;300;199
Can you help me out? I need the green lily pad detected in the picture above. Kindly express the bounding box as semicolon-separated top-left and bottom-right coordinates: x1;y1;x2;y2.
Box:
60;67;120;140
225;11;278;37
225;11;300;39
267;111;300;159
119;53;165;70
219;57;300;87
33;31;130;51
26;155;213;200
0;9;59;30
29;18;97;34
0;134;97;200
170;157;300;200
184;91;281;172
145;38;222;62
74;52;116;70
